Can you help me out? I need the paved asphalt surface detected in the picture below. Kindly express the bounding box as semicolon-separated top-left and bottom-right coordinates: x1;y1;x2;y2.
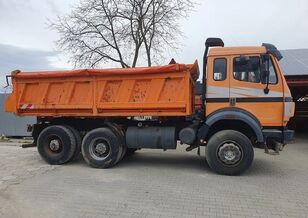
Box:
0;134;308;218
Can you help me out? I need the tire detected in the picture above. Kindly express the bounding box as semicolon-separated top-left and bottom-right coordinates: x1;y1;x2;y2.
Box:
63;125;82;160
37;125;76;165
81;128;121;168
106;123;126;164
205;130;254;176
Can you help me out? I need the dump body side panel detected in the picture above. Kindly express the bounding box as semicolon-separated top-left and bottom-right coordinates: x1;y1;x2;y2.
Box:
5;63;199;117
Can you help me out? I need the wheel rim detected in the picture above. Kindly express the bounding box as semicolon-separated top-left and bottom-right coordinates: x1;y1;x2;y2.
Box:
89;138;111;160
45;135;63;155
217;141;243;166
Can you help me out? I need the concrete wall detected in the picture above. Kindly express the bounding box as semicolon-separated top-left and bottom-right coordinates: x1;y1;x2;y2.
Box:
0;94;36;137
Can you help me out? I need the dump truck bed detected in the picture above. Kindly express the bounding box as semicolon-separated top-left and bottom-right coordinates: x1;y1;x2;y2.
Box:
5;62;199;117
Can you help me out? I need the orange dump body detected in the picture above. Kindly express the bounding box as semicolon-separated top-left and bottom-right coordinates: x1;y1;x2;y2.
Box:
5;61;200;117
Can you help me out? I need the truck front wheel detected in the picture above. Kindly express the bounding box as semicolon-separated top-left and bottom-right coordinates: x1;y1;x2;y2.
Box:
81;128;120;168
205;130;254;176
37;125;76;165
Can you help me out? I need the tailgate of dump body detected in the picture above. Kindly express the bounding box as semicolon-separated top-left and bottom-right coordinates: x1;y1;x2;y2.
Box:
5;61;200;117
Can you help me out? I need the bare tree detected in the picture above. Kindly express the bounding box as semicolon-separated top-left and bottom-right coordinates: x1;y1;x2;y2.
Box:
50;0;195;68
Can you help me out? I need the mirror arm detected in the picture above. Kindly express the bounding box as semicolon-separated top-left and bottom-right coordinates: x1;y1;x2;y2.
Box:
263;58;270;94
4;75;12;88
264;84;269;94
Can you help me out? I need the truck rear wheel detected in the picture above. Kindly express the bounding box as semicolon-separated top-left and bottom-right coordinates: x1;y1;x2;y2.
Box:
81;128;120;168
63;125;82;160
108;125;126;164
37;125;76;165
205;130;254;176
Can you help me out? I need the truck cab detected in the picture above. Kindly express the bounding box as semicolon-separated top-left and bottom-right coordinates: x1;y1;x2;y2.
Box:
203;44;295;147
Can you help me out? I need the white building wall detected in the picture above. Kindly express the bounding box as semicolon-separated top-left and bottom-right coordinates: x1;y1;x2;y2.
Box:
0;94;36;137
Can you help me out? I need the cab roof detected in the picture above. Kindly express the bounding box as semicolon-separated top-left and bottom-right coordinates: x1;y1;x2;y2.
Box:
208;46;267;57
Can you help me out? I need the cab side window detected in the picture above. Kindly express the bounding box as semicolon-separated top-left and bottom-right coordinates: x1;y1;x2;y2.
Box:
213;58;227;81
233;57;261;83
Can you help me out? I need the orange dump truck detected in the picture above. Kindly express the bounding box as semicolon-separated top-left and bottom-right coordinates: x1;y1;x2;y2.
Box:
4;38;295;175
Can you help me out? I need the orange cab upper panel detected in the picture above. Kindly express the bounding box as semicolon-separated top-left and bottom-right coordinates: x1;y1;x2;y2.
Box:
208;46;267;57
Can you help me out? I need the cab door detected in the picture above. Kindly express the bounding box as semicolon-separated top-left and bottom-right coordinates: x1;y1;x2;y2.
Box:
229;55;284;127
205;56;231;116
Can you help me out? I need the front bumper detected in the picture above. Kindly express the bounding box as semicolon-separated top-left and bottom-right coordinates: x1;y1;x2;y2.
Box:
262;128;294;144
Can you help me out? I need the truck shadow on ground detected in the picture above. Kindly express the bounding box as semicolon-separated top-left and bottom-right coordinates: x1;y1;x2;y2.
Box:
72;151;281;177
72;151;211;173
119;152;284;177
119;152;209;172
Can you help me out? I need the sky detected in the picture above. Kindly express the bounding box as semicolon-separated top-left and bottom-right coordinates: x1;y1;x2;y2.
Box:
0;0;308;91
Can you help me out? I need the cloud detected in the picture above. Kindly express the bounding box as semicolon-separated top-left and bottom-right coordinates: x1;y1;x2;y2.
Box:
0;44;58;92
0;0;75;51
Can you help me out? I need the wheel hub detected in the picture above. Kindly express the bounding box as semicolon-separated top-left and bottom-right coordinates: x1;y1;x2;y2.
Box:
95;143;108;156
217;142;242;165
49;139;61;151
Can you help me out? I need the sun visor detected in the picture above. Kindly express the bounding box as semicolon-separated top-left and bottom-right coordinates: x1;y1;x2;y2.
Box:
262;43;283;61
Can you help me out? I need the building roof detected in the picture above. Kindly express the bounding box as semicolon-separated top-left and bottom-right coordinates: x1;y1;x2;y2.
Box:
280;49;308;76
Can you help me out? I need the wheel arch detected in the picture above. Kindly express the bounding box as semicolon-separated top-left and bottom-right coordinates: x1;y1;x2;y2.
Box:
203;108;265;143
